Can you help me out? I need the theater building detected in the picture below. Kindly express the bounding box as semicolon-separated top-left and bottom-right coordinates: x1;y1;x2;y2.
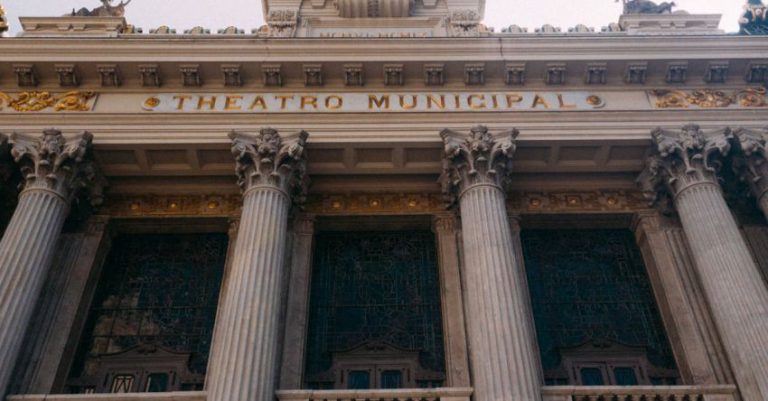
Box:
0;0;767;400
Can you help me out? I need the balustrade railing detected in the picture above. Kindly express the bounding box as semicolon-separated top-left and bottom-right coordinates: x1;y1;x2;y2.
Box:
276;387;473;401
541;385;738;401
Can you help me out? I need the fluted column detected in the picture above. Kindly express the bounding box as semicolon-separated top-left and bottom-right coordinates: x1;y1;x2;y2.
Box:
638;124;768;400
207;128;308;401
440;126;541;401
734;128;768;221
0;129;101;396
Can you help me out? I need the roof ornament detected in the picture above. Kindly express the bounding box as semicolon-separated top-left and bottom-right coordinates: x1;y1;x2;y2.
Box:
618;0;675;14
70;0;132;17
740;0;768;35
0;4;8;36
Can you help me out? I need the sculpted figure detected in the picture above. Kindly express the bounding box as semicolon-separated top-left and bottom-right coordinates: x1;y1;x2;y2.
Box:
619;0;676;14
70;0;132;17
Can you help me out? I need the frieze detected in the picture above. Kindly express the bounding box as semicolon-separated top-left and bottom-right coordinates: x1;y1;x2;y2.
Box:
650;88;767;109
304;193;445;214
102;194;242;216
0;91;96;112
508;190;650;213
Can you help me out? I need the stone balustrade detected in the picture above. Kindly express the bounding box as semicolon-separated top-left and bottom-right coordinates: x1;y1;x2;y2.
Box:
276;387;473;401
541;385;738;401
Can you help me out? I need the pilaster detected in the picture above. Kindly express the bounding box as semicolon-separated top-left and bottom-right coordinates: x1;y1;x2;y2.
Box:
638;124;768;400
440;125;541;401
279;213;316;390
207;128;308;401
0;129;101;396
734;128;768;222
432;212;471;387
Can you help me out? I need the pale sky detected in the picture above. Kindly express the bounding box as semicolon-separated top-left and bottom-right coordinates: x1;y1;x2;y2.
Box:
2;0;743;36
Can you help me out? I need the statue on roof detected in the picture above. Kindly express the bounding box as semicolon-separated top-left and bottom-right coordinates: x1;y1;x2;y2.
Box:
740;0;768;35
0;5;8;35
619;0;676;14
70;0;132;17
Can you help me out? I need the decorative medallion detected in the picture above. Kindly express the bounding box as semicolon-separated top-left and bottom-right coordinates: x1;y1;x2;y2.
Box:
650;88;768;109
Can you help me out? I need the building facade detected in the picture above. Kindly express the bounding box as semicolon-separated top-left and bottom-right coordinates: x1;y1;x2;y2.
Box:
0;1;767;400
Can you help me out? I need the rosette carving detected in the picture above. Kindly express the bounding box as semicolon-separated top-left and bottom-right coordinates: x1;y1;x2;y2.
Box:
439;125;519;205
229;128;309;201
637;124;732;205
10;129;104;205
734;127;768;204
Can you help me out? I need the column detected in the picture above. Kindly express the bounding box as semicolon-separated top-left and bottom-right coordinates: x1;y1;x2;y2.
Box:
0;129;101;396
207;128;309;401
440;125;541;401
279;213;315;390
432;213;471;387
734;128;768;221
638;124;768;400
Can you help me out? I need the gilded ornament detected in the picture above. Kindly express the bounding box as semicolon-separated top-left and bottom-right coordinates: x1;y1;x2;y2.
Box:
143;97;161;109
651;88;768;109
0;91;96;112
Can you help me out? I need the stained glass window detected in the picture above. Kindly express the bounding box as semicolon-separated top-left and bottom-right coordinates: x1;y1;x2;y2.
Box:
304;231;445;387
521;229;677;375
69;233;228;390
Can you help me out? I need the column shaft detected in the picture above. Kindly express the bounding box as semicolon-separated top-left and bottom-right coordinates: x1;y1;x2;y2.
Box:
459;184;541;401
207;187;290;401
0;190;69;394
675;182;768;400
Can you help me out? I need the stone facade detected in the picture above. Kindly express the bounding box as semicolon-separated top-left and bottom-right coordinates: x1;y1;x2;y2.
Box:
0;1;767;401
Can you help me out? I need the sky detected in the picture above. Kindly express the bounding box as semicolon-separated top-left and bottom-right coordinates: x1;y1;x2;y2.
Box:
2;0;743;36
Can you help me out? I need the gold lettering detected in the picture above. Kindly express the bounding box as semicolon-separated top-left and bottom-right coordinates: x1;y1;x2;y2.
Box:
468;94;487;109
325;95;343;110
454;94;461;109
368;95;390;110
197;96;217;110
173;95;192;110
531;94;550;109
505;94;523;108
557;94;577;109
249;96;267;110
491;94;499;109
224;95;243;111
399;95;418;110
426;94;445;109
301;96;318;110
275;95;294;110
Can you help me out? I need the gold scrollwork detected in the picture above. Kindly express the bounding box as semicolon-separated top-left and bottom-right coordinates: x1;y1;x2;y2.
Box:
651;88;767;109
0;91;96;112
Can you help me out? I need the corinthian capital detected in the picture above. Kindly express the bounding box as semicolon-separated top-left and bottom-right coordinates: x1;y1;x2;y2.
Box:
440;125;519;204
637;124;732;204
229;128;309;200
11;129;104;205
734;127;768;202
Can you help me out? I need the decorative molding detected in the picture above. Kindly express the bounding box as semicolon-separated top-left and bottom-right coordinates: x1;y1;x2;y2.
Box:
545;63;566;85
0;91;96;112
585;63;607;85
625;62;648;84
745;61;768;83
303;64;323;87
432;212;459;232
138;64;161;87
704;62;729;84
424;64;445;86
304;193;444;214
383;64;404;86
464;63;485;86
229;128;309;200
650;88;767;109
262;64;283;86
448;9;481;37
637;124;732;205
54;64;79;87
734;127;768;204
266;9;298;38
508;190;649;213
343;64;364;86
102;194;242;216
97;64;121;87
179;64;202;87
10;129;104;205
439;125;518;206
13;65;38;88
221;64;242;87
505;63;526;86
666;62;688;84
